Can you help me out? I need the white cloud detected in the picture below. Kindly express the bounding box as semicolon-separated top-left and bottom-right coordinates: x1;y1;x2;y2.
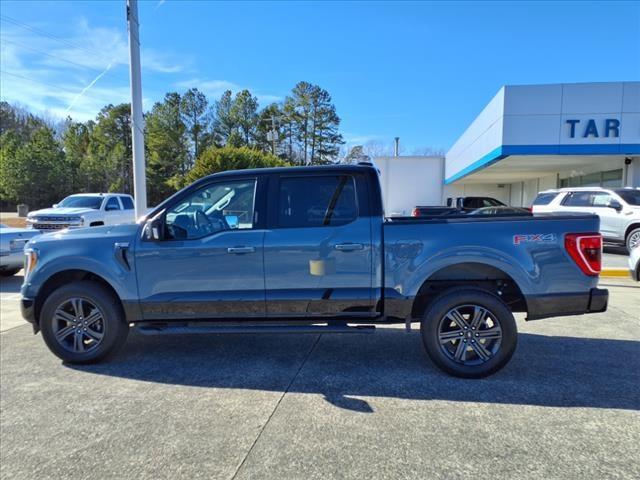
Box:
0;18;184;121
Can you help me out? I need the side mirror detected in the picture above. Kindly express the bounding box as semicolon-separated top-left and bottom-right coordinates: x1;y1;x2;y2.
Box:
608;199;623;211
143;216;164;241
225;215;239;229
52;203;59;208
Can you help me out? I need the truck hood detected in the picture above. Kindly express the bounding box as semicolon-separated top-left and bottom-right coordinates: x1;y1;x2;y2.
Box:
0;227;41;236
29;207;98;217
29;223;139;246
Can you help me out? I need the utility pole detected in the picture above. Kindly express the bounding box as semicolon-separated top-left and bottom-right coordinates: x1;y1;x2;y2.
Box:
126;0;147;218
270;115;277;155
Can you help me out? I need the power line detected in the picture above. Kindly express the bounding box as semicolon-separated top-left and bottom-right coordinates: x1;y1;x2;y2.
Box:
0;14;115;64
1;37;125;78
0;69;116;102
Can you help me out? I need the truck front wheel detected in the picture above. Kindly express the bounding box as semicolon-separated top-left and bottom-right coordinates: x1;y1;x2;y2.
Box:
40;282;129;364
420;289;517;378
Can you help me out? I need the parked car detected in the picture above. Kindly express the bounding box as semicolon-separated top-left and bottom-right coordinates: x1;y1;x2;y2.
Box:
411;205;457;217
532;187;640;251
0;224;41;276
21;164;608;378
467;206;531;216
447;196;507;211
26;193;136;232
629;245;640;281
412;196;508;217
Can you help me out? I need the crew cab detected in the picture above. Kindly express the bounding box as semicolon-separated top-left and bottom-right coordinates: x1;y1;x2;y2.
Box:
27;193;136;231
20;165;608;378
532;187;640;251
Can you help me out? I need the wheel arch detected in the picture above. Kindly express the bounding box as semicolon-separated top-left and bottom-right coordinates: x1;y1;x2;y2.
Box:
410;262;527;319
34;269;124;327
624;223;640;241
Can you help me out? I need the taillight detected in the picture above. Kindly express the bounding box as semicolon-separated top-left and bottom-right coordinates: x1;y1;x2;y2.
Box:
411;208;420;217
565;233;602;276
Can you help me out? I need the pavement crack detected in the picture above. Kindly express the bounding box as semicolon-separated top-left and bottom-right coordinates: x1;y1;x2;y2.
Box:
230;333;322;480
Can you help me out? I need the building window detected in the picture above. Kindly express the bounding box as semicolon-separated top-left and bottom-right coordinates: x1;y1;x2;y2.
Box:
559;169;622;188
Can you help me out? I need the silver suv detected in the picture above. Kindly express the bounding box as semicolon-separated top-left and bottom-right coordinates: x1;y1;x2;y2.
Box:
532;187;640;251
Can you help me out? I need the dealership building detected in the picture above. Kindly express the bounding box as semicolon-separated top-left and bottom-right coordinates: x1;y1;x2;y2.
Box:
376;81;640;213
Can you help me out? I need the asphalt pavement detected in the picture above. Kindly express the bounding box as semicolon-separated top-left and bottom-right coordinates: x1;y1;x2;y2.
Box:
1;274;639;480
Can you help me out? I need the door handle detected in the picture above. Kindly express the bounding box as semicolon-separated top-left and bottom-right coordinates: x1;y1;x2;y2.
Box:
227;246;256;254
334;243;364;252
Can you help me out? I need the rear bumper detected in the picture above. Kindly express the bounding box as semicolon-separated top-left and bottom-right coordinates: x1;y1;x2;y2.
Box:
526;288;608;320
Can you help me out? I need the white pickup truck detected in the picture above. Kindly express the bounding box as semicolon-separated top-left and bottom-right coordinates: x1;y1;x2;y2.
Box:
27;193;136;232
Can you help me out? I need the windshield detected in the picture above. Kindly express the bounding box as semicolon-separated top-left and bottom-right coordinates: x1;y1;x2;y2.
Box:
615;190;640;206
58;196;103;209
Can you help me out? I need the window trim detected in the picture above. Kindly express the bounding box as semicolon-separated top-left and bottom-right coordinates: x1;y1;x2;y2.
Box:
160;176;261;242
271;173;360;230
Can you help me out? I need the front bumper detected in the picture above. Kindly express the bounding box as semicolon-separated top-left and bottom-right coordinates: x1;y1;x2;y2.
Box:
21;297;37;329
526;288;608;320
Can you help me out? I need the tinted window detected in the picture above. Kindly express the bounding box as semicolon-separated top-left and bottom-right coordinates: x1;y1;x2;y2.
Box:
120;196;134;210
562;192;597;207
165;179;256;240
278;175;357;228
58;195;103;209
105;197;121;211
533;193;559;205
482;198;504;207
462;198;482;209
615;189;640;206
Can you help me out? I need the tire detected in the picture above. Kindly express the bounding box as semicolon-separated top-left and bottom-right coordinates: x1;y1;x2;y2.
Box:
420;288;517;378
0;268;20;277
626;227;640;252
40;281;129;364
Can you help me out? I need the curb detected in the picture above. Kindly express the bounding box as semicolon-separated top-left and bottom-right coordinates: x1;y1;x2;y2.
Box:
600;268;630;278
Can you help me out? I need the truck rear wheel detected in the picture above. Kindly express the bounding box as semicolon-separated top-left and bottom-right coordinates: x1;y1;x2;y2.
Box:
40;281;129;364
420;289;517;378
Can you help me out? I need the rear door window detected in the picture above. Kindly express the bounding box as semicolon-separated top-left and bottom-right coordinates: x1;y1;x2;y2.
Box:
278;175;357;228
120;196;134;210
105;197;121;211
533;193;559;206
562;192;596;207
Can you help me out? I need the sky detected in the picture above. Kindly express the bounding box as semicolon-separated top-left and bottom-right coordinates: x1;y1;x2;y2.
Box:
1;0;639;153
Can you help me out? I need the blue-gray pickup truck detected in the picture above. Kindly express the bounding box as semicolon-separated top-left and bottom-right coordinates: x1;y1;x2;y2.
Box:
20;164;608;377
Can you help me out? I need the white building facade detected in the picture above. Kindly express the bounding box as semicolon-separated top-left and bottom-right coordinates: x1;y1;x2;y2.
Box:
442;81;640;206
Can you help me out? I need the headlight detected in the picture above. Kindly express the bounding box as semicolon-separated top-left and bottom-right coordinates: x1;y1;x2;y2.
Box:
24;248;38;278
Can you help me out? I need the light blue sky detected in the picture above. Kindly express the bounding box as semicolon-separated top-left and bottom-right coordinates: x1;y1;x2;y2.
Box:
1;1;639;152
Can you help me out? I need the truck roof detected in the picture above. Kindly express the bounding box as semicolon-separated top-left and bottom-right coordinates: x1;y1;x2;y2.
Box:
539;187;640;194
66;193;132;197
196;163;378;184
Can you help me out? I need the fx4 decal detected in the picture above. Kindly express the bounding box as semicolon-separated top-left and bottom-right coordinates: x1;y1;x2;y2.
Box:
513;233;557;245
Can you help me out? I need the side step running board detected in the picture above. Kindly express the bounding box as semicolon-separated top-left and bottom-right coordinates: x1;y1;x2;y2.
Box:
136;324;376;336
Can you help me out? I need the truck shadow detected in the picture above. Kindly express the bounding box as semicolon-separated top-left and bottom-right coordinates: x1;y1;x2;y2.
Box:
68;329;640;412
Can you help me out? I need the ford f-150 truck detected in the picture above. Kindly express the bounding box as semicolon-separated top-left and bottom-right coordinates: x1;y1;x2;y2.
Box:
20;164;608;378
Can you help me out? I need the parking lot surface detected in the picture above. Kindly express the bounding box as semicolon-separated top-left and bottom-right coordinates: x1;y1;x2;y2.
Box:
1;275;639;480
